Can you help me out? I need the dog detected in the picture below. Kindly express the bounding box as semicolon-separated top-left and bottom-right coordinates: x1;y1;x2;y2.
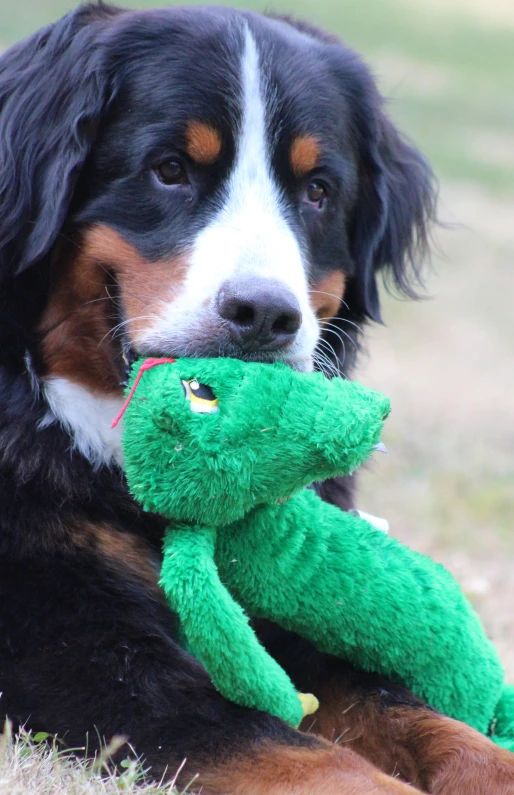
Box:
1;4;513;793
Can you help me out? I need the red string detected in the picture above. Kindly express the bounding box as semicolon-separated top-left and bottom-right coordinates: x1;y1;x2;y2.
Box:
111;357;176;428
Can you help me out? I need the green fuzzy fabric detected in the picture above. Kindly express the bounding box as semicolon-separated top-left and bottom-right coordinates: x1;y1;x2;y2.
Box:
160;523;304;726
121;357;513;748
215;492;504;735
122;357;389;526
493;685;514;750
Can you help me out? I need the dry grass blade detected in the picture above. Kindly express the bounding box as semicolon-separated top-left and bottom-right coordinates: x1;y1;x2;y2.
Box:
0;722;199;795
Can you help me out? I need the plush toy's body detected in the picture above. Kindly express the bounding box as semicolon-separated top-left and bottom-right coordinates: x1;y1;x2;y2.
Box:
118;357;514;749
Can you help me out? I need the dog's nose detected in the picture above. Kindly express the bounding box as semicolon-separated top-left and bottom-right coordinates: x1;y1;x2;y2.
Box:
217;277;302;351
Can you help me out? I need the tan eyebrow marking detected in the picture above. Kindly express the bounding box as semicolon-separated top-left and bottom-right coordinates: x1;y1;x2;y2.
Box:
185;121;222;165
290;135;321;176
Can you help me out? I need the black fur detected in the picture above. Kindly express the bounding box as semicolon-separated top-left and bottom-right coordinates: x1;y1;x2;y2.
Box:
0;3;436;785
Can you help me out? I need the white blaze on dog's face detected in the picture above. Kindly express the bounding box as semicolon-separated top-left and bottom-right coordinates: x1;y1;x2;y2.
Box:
134;28;319;372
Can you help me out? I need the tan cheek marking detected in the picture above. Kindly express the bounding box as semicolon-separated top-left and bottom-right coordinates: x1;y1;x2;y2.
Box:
290;135;320;176
39;225;190;394
310;271;347;324
83;225;189;340
39;243;122;394
185;121;222;165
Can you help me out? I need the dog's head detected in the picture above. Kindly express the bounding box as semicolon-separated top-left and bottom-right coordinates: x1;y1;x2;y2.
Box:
0;3;435;467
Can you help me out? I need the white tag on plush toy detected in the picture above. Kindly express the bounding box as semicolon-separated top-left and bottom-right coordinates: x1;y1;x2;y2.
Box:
349;509;389;534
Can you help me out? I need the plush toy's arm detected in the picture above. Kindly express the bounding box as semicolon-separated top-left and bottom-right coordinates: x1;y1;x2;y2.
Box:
160;524;306;727
215;490;505;736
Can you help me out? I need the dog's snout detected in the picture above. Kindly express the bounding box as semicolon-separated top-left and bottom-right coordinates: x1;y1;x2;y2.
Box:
217;277;302;351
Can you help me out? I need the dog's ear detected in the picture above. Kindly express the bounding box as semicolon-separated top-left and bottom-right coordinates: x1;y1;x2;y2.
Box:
0;5;121;281
348;104;437;323
316;50;436;374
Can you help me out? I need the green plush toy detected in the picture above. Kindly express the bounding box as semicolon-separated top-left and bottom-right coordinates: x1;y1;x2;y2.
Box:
114;357;514;749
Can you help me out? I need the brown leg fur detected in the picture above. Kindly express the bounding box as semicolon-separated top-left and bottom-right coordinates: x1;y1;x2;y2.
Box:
199;742;423;794
303;680;514;795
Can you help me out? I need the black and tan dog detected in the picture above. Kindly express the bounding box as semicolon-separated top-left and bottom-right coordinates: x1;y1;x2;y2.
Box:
0;4;513;792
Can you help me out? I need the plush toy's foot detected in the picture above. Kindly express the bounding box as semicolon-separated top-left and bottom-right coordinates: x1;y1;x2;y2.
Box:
298;692;319;717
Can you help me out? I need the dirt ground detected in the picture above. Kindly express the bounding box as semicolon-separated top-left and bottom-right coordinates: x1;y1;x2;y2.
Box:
356;181;514;678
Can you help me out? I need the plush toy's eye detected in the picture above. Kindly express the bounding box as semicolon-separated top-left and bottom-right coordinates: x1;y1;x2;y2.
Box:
181;379;219;414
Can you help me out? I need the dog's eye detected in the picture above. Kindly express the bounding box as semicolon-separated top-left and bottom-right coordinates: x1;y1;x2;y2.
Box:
304;181;327;208
181;379;219;414
155;159;189;186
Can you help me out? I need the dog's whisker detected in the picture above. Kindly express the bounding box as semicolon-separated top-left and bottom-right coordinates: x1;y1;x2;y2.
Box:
316;338;340;368
313;347;340;379
56;230;87;252
81;296;114;307
95;262;183;309
312;351;330;378
329;317;363;335
321;321;359;353
319;357;340;381
308;288;350;313
98;316;157;348
309;289;342;301
317;336;345;375
319;315;364;337
309;291;363;334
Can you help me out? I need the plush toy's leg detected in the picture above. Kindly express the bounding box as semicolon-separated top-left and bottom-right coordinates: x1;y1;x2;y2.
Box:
160;524;306;727
216;489;505;734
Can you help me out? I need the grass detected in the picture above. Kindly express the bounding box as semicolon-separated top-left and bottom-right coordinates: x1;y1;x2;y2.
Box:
0;0;513;789
0;720;199;795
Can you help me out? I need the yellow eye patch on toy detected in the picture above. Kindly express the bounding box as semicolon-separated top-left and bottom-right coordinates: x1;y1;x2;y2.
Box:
181;379;219;414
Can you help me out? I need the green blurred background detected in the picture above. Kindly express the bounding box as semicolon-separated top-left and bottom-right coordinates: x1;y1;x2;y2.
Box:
1;1;513;673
